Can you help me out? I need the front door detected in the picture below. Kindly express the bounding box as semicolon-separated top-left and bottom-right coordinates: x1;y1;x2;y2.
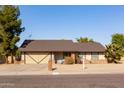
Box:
54;52;64;64
76;53;86;64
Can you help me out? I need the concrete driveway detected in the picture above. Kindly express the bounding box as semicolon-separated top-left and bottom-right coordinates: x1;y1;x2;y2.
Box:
0;64;124;75
0;64;50;75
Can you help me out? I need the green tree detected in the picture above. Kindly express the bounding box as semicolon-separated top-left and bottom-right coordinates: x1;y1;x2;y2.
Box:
0;5;24;63
105;44;124;63
112;33;124;49
112;33;124;57
76;37;94;43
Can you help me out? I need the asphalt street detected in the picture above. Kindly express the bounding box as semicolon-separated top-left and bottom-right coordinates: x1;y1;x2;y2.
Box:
0;74;124;88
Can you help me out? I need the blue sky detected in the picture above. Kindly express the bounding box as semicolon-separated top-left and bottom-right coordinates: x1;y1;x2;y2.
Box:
19;5;124;46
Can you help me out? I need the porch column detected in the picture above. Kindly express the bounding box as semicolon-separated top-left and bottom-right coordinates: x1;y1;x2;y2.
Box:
24;52;26;64
71;53;76;63
48;52;53;71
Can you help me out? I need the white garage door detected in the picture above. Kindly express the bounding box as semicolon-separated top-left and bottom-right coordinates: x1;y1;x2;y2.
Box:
25;52;51;64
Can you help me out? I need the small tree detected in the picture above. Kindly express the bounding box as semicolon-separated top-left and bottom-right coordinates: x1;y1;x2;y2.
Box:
105;44;124;63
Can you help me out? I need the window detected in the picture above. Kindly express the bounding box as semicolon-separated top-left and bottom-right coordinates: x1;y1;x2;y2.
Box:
91;52;99;60
78;53;86;59
63;52;71;58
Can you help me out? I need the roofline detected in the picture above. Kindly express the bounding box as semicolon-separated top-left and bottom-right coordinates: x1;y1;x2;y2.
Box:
19;39;105;52
20;49;105;53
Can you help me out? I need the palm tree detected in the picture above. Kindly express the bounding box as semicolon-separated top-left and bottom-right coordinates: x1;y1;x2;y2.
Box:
76;37;94;43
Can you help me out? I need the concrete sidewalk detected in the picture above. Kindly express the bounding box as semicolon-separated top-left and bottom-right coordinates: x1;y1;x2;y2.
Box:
0;64;124;75
53;64;124;75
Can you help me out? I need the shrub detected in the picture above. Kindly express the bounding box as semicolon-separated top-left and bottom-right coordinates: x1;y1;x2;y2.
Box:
105;44;124;63
64;57;74;64
15;50;21;61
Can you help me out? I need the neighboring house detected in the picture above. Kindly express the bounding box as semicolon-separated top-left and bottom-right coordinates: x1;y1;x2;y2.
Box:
19;40;106;64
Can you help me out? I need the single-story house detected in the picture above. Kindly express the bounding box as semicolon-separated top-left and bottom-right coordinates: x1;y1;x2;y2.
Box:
19;39;106;64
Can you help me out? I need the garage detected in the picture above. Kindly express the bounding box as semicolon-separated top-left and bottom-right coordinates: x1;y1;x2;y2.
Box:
22;52;51;64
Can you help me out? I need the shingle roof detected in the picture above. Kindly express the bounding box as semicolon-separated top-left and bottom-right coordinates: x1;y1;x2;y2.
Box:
20;39;105;52
73;42;105;52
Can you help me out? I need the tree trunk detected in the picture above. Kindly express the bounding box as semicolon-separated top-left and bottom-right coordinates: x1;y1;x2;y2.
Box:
5;56;8;64
11;53;14;64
